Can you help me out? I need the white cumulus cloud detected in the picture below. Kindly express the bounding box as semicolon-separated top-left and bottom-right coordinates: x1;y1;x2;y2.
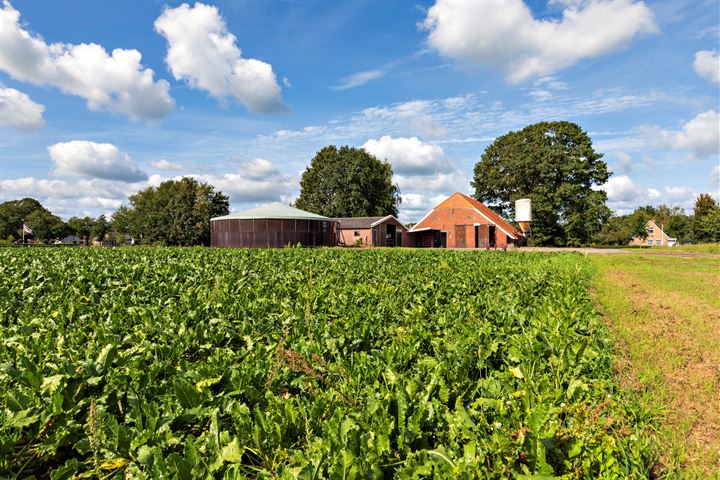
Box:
362;135;468;221
196;160;295;204
653;110;720;159
49;141;148;183
149;159;184;171
363;135;453;175
694;50;720;84
597;174;697;212
423;0;657;83
0;1;174;120
0;176;143;218
240;158;280;180
0;85;45;131
154;2;284;113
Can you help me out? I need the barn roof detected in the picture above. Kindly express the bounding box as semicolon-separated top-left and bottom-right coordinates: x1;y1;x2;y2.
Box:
458;193;523;239
334;215;401;229
409;192;523;239
211;202;332;221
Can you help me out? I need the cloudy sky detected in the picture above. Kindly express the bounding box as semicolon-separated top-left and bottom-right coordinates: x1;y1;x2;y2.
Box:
1;0;718;222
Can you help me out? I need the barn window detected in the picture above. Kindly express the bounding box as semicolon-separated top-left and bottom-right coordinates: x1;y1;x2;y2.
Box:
656;239;662;246
354;231;360;236
433;215;439;220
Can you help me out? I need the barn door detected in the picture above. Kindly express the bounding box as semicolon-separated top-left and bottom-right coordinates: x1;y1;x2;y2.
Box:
455;225;466;248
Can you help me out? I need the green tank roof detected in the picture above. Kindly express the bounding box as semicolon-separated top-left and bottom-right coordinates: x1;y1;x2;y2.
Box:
211;202;332;221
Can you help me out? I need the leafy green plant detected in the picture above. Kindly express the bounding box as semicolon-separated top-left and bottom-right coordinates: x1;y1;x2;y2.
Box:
0;248;654;478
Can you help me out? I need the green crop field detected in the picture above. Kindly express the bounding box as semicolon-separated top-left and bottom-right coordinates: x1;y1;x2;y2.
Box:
0;248;654;479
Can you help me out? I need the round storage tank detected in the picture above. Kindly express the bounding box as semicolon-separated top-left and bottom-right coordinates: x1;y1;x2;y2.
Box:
515;198;532;222
211;202;338;248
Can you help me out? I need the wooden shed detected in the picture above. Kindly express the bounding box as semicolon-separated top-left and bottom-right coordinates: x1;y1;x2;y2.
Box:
211;202;338;248
408;192;523;248
335;215;408;246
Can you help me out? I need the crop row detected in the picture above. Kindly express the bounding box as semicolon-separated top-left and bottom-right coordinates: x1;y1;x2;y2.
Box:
0;248;653;478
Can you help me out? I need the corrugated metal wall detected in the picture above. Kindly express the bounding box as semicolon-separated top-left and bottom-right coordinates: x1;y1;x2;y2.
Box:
211;218;337;248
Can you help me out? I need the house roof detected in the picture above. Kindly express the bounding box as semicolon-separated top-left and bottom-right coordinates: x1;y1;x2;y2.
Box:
334;215;402;229
646;220;670;239
211;202;332;221
409;192;523;239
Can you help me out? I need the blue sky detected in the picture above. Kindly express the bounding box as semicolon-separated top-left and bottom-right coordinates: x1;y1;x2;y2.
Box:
1;0;718;222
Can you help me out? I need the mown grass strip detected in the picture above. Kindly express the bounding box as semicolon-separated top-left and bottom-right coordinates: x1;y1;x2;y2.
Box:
591;252;720;478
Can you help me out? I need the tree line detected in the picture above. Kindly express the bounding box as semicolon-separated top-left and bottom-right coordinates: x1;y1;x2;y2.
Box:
0;178;230;246
2;121;718;246
596;194;720;245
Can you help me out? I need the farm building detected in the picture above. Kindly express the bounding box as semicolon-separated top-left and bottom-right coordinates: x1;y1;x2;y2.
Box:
629;220;677;247
335;215;408;246
408;192;523;248
211;202;338;248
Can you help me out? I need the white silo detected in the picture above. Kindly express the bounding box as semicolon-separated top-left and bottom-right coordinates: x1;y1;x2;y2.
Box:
515;198;532;235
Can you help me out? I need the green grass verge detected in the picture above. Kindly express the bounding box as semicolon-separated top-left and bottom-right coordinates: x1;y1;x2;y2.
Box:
590;253;720;478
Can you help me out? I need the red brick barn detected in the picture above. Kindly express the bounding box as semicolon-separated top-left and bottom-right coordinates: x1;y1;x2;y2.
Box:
335;215;408;246
408;192;523;248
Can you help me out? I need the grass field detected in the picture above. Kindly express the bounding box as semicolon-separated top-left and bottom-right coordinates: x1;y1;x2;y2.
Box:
0;248;655;478
591;252;720;478
634;243;720;255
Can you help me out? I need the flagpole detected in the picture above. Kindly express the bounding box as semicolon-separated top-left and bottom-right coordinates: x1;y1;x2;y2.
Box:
22;218;25;245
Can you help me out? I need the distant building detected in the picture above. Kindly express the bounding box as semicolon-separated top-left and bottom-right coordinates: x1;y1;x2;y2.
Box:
335;215;408;246
629;220;677;247
408;192;523;248
61;235;81;244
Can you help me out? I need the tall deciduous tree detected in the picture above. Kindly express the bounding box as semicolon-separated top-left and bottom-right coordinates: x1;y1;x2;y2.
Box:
0;198;44;239
693;194;720;242
0;198;69;241
472;121;610;246
67;216;95;242
116;177;229;246
295;145;400;217
25;208;69;241
91;214;109;242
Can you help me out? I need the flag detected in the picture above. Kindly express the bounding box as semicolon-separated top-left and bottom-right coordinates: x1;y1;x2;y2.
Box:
23;224;32;234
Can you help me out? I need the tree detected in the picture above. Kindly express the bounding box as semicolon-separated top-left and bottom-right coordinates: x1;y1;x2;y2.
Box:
697;207;720;242
25;208;69;241
692;194;718;241
91;214;109;243
110;206;133;235
0;198;45;239
295;145;400;217
117;177;229;246
472;121;611;246
0;198;70;242
67;216;94;243
597;209;650;245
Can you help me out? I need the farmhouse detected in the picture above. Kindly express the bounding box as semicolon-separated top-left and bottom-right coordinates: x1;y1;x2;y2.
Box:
629;220;677;247
211;202;338;248
335;215;408;246
408;192;523;248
